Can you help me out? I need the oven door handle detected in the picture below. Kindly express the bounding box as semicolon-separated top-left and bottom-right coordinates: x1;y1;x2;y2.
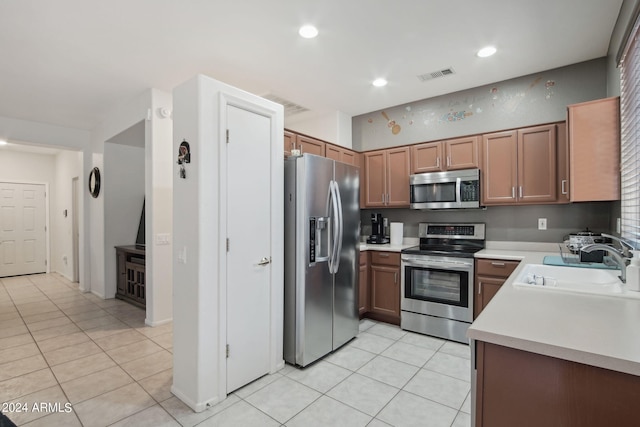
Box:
402;260;472;272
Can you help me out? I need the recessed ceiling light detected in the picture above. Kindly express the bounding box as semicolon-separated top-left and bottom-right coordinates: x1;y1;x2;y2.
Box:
477;46;497;58
372;78;388;87
299;25;318;39
0;140;7;145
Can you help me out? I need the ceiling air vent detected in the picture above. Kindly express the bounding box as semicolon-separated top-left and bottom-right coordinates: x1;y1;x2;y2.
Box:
262;93;309;116
417;67;456;82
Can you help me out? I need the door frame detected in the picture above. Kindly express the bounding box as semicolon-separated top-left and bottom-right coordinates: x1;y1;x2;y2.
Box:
216;92;284;398
72;176;80;282
0;180;50;275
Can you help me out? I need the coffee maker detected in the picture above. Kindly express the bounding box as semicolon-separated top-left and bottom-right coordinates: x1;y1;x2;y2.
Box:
367;213;389;244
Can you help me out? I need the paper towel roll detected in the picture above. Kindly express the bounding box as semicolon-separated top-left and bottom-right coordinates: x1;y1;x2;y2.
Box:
390;222;403;245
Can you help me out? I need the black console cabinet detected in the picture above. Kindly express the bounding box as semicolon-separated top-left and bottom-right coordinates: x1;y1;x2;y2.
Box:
115;245;146;308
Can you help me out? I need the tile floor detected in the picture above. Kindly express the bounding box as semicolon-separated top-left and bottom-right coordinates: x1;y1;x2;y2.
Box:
0;273;471;427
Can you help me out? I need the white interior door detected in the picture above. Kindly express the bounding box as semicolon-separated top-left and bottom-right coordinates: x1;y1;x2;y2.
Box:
0;182;47;277
226;104;272;392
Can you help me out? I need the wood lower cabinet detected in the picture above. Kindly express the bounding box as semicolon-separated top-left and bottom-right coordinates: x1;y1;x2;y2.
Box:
359;251;369;317
474;258;520;319
115;245;146;308
411;136;479;174
475;341;640;427
568;97;620;202
482;124;557;205
364;147;410;208
368;251;401;325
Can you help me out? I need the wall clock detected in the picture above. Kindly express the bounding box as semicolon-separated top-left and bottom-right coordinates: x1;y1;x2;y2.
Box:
89;167;101;198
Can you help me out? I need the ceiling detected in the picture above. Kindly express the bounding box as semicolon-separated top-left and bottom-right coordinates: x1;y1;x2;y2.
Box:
0;0;624;133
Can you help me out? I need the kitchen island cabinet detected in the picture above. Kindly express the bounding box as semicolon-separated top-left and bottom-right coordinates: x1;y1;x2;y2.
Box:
474;258;520;319
567;97;620;202
364;147;410;208
368;251;401;325
411;135;479;173
481;124;557;205
475;341;640;427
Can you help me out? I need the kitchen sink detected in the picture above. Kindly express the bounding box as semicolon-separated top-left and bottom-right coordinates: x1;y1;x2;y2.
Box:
512;264;640;299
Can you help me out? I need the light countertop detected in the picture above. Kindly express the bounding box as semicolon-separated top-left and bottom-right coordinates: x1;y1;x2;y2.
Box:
359;238;418;253
469;244;640;377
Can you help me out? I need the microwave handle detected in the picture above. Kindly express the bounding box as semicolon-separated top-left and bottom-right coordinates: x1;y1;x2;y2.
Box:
456;177;462;206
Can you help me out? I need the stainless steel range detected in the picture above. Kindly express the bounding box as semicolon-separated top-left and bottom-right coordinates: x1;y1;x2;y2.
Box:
401;223;485;343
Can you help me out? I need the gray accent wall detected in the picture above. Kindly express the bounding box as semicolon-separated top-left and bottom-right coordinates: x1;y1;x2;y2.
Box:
362;202;614;244
353;58;607;151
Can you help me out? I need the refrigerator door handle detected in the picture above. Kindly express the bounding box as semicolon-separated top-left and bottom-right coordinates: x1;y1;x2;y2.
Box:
327;181;340;274
332;180;344;273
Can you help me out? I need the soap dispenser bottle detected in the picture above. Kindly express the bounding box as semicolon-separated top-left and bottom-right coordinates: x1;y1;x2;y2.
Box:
626;250;640;292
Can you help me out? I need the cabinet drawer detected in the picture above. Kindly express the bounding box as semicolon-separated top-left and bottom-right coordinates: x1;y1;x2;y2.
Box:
359;251;368;266
476;259;520;278
371;251;400;266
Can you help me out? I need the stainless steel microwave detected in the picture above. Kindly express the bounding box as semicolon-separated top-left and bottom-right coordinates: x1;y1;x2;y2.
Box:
410;169;480;209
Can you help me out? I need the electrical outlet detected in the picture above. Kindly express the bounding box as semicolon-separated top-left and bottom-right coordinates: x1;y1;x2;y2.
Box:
538;218;547;230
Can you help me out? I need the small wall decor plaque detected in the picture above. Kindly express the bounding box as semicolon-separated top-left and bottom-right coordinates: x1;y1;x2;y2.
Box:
177;140;191;179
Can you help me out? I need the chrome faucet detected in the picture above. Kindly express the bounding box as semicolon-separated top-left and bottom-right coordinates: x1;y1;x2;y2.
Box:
600;233;635;257
581;243;628;283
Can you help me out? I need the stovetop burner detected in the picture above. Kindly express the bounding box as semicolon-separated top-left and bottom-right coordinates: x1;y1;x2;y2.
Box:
401;222;486;258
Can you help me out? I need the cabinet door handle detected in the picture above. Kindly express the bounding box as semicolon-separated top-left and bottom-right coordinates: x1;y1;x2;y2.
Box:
447;156;451;167
519;186;523;198
478;282;482;295
394;272;398;284
491;262;506;267
561;179;568;195
379;253;390;257
436;157;440;168
511;187;515;199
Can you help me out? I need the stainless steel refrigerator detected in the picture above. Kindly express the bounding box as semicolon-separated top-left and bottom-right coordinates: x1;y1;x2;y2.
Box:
284;154;360;367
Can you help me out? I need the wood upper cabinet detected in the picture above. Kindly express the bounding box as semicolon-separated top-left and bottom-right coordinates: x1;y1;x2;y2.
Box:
369;251;401;325
482;125;557;205
326;143;357;165
284;130;296;157
556;122;570;203
411;136;479;173
364;147;410;207
568;97;620;202
296;134;326;157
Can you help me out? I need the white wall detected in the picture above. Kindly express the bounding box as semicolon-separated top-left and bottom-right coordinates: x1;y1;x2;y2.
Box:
104;143;145;298
286;110;353;148
53;150;83;280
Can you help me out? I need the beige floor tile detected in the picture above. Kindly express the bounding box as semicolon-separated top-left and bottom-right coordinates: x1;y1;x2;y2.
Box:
51;352;117;383
136;322;172;338
120;350;173;381
3;385;70;425
66;309;111;323
31;323;81;342
21;310;66;325
93;328;146;351
60;303;101;316
37;331;90;353
75;314;122;331
109;404;180;427
16;301;59;317
138;369;173;402
27;315;73;332
106;339;164;365
150;332;173;349
0;368;57;402
161;395;241;427
21;410;82;427
73;382;155;427
0;311;20;322
0;354;48;381
61;366;134;404
0;317;26;331
0;323;28;339
0;333;34;350
43;340;103;366
84;321;130;340
12;295;48;305
0;342;40;365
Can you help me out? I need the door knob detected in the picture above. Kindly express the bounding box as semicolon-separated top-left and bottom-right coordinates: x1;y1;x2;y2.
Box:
257;257;271;266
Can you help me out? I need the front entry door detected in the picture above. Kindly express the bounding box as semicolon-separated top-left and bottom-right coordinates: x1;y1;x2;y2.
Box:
0;182;47;277
225;105;272;392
